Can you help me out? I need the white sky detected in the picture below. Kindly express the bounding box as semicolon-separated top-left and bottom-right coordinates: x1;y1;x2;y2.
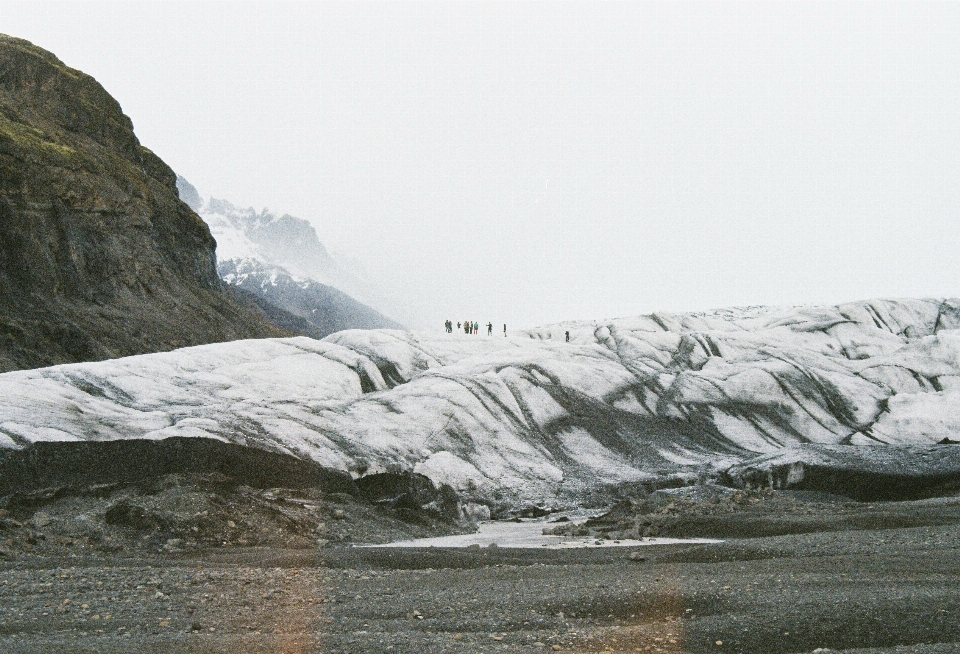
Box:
2;1;959;329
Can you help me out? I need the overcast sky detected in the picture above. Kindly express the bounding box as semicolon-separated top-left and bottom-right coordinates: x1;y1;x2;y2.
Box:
2;1;959;329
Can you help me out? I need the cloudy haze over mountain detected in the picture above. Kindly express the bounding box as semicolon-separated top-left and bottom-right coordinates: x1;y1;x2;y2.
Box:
1;2;959;329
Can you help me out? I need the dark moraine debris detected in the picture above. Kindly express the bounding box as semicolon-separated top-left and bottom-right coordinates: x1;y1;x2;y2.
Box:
103;499;170;531
0;437;358;498
356;471;462;523
721;443;960;501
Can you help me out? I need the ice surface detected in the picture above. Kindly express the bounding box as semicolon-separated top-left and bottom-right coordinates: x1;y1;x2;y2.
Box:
2;298;960;505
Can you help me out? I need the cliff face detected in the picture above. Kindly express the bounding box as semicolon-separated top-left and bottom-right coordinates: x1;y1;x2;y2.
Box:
0;35;285;371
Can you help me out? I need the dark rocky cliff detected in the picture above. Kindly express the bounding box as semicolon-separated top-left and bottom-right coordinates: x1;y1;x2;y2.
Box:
0;35;286;371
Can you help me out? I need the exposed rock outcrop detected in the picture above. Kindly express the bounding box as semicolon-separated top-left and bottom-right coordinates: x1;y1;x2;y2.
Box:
722;443;960;501
0;437;358;498
0;35;285;372
356;471;462;523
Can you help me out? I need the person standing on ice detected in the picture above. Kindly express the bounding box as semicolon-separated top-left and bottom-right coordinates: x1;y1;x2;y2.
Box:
565;330;570;342
503;324;507;337
487;322;492;336
474;321;479;334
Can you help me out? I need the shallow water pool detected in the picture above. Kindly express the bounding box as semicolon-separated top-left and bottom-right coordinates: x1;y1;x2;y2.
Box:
363;514;721;549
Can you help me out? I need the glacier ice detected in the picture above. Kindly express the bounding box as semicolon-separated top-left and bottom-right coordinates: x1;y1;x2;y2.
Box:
2;298;960;505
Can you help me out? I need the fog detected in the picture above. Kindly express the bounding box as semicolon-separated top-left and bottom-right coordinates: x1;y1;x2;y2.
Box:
2;1;959;329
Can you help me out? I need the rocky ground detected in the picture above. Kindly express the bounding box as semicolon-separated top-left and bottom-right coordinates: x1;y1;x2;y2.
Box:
2;487;960;653
545;486;960;540
0;471;466;558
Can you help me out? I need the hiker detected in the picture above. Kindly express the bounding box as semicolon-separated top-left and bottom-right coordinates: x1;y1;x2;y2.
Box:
465;321;470;334
487;322;492;336
565;330;570;342
457;322;461;331
503;324;507;337
474;321;479;335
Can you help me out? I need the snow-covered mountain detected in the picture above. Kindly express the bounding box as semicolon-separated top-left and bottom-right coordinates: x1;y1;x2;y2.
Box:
219;258;402;337
2;298;960;507
177;176;399;325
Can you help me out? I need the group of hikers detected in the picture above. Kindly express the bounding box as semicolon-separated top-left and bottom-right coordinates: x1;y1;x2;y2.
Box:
444;320;504;336
442;320;571;342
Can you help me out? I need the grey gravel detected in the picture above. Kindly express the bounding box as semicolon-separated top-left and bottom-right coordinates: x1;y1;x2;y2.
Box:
2;520;960;653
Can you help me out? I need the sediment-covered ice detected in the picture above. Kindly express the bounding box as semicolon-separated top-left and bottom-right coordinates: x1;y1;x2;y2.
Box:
2;298;959;505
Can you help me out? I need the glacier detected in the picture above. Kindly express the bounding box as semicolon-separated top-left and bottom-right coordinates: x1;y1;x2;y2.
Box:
2;298;960;506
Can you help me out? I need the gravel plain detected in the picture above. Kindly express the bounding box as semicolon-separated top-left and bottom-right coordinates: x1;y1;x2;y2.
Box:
2;518;960;654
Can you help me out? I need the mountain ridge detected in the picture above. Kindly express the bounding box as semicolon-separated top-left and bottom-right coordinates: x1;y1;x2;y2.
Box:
179;175;404;325
219;258;403;338
177;175;404;336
